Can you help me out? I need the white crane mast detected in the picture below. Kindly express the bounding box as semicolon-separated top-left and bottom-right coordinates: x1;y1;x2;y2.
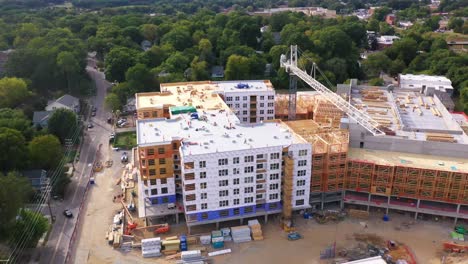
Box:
280;45;385;136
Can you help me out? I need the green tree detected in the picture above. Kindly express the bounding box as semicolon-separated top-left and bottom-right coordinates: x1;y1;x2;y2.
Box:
225;55;250;80
0;77;30;108
140;24;158;43
125;63;157;92
0;108;34;140
0;128;27;171
362;53;392;78
29;135;63;169
369;78;385;86
105;93;122;112
189;56;209;81
389;59;406;77
372;7;391;21
448;17;464;33
13;23;39;47
105;47;137;82
10;209;48;248
161;27;192;51
0;172;32;237
57;51;80;94
48;109;77;144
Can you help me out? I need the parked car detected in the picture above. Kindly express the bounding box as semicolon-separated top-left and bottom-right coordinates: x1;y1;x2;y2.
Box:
87;123;94;129
121;152;128;163
112;147;120;151
63;209;73;218
91;111;96;117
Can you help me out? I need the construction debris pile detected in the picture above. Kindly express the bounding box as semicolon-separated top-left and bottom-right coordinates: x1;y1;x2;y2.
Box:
315;210;347;224
231;226;252;243
141;237;161;258
248;219;264;241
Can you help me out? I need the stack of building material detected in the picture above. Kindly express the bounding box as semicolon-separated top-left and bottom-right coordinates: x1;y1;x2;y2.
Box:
348;209;370;219
211;230;224;249
220;228;232;242
181;250;202;262
426;133;457;143
141;237;162;258
120;242;132;252
200;235;211;245
208;248;232;257
162;239;181;255
231;226;252;243
247;220;264;241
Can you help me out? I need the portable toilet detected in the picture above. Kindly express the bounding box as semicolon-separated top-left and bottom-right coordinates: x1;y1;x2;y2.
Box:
180;235;188;251
90;177;95;184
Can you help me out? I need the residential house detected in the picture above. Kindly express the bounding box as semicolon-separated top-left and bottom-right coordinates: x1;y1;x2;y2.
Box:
21;170;48;193
377;35;400;49
211;66;224;79
385;14;396;25
33;111;53;128
46;94;80;113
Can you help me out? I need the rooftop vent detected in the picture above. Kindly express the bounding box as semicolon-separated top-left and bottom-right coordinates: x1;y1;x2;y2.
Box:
232;140;237;143
248;138;253;142
210;140;214;143
274;136;278;139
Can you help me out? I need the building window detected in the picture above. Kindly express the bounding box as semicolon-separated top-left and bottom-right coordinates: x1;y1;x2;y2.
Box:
242;110;248;115
256;194;263;199
243;103;247;108
161;187;168;194
260;117;264;121
298;170;307;176
244;166;254;173
200;182;207;189
158;148;165;154
159;158;166;165
233;157;240;164
297;180;306;186
234;198;240;205
219;190;229;197
173;143;178;149
260;110;264;114
267;116;273;120
233;178;240;185
243;117;247;122
243;96;247;100
295;199;305;206
299;150;308;156
245;187;254;193
218;158;228;166
160;178;167;184
270;173;279;180
227;103;232;108
219;200;229;207
219;169;229;176
200;172;206;179
226;96;232;101
260;96;264;100
201;203;207;209
147;149;154;155
256;174;264;180
151;189;158;195
244;177;254;183
201;193;207;199
235;96;240;101
244;156;254;162
150;179;157;185
256;184;263;189
270;163;279;170
270;153;280;159
298;160;307;167
235;103;240;108
199;161;206;168
148;159;155;166
256;163;264;169
269;193;278;200
160;168;166;174
149;169;156;176
267;109;274;114
268;95;274;100
234;188;240;195
260;103;264;107
233;168;240;175
219;180;228;187
269;183;279;190
268;102;274;107
245;197;253;203
296;190;305;196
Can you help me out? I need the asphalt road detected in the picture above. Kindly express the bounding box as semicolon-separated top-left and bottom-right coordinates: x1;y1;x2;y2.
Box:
36;58;112;264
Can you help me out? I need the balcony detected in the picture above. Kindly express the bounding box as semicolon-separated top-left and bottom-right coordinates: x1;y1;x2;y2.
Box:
184;162;194;170
184;173;195;181
185;183;195;191
185;194;196;201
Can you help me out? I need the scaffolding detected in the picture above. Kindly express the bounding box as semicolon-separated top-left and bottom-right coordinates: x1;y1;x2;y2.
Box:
285;120;349;193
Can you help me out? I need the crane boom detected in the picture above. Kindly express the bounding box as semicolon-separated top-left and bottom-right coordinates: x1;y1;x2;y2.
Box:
280;46;385;136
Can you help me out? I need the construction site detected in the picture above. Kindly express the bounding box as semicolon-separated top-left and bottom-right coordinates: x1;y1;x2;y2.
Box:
74;46;468;264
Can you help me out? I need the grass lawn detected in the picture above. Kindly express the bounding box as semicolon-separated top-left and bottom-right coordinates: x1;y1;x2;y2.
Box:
114;131;137;150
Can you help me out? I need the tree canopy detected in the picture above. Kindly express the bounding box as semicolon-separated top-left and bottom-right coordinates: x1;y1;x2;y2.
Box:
47;108;77;143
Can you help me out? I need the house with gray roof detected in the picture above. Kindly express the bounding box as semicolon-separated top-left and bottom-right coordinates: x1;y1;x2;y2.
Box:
21;170;48;193
46;94;80;113
33;111;53;128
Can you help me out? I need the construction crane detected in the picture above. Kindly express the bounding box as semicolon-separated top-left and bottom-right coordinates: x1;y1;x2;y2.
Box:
280;45;385;136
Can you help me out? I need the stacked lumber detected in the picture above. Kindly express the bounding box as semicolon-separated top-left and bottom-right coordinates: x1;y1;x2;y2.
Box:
348;209;370;219
162;239;180;255
141;237;162;258
431;107;440;117
248;219;264;241
426;133;457;143
231;225;252;243
428;97;436;105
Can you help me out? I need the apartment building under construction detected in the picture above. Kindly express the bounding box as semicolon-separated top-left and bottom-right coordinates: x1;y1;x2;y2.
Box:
135;80;468;229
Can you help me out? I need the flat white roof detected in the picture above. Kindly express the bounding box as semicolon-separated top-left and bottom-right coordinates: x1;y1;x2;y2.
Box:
344;256;386;264
137;111;306;155
399;74;452;85
215;80;274;94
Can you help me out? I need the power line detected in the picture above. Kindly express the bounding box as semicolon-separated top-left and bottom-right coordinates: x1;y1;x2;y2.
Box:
5;124;83;264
